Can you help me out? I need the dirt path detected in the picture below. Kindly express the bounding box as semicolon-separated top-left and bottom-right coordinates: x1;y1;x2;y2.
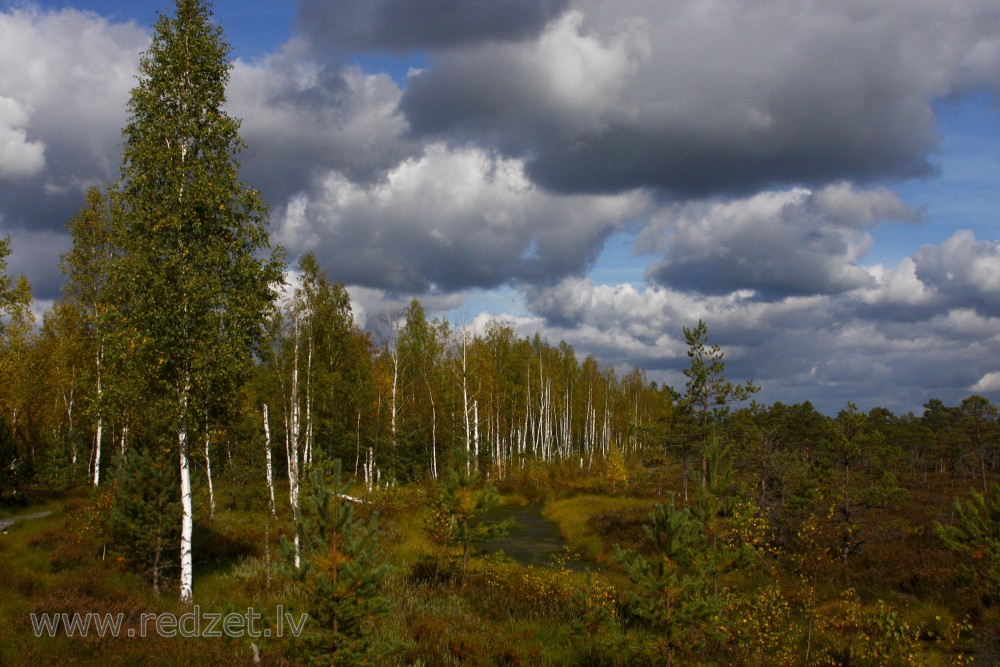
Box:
0;510;54;532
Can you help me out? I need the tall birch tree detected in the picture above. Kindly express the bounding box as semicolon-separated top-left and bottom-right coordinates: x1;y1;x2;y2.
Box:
112;0;283;603
60;186;114;486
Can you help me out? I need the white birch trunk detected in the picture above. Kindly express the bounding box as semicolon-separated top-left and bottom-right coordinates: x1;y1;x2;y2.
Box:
472;398;480;473
288;318;302;570
263;403;276;517
365;446;374;492
63;383;76;466
462;330;471;476
355;409;361;477
304;337;313;466
92;346;103;486
603;386;611;459
523;369;531;458
179;392;193;603
390;349;399;449
427;379;438;480
204;428;215;519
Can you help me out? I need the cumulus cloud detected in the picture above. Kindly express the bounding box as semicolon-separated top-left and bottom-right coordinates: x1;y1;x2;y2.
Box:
641;184;918;297
401;0;1000;196
2;1;1000;417
401;11;650;159
230;50;417;203
519;268;1000;413
0;7;146;226
0;96;45;178
296;0;571;52
273;143;651;293
913;230;1000;315
972;372;1000;393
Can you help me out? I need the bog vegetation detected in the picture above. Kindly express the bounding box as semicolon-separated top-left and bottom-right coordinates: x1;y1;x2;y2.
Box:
0;1;998;665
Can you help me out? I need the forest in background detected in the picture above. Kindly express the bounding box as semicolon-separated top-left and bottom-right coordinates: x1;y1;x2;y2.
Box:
1;1;1000;665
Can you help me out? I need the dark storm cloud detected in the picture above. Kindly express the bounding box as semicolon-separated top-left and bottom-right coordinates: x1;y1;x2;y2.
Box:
296;0;570;53
2;227;71;296
400;1;1000;197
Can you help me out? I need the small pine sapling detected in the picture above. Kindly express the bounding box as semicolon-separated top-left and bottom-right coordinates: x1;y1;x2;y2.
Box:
282;457;389;663
425;469;513;586
108;447;181;595
614;494;719;667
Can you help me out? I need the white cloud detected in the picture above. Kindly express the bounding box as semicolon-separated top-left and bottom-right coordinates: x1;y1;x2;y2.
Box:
857;258;935;309
0;2;998;417
643;184;917;296
0;6;146;226
274;143;651;292
518;223;1000;413
914;230;1000;313
972;372;1000;393
0;96;45;178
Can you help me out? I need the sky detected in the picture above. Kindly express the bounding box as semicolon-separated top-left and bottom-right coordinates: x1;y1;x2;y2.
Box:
2;0;1000;415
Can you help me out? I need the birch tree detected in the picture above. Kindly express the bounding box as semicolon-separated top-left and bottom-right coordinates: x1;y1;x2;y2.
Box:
60;187;115;486
112;0;283;603
399;299;447;480
0;239;36;487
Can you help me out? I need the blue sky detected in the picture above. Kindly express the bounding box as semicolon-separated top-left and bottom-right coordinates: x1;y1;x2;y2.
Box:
3;0;1000;414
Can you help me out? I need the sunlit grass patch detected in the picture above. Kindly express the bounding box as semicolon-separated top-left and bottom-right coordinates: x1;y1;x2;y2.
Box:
543;495;653;561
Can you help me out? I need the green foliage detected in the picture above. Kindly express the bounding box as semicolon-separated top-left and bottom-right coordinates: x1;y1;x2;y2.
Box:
678;320;759;497
0;236;36;477
0;235;34;345
810;589;924;666
693;434;755;590
959;395;998;493
819;402;906;564
108;447;181;594
58;186;117;487
288;252;368;465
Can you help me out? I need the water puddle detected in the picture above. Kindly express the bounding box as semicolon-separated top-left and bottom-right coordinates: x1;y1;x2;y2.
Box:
476;503;574;568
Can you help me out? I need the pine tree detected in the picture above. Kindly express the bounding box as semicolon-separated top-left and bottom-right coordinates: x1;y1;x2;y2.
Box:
425;469;512;586
286;458;389;664
692;433;754;597
680;320;759;496
112;0;284;603
615;495;719;667
109;446;182;595
936;482;1000;604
